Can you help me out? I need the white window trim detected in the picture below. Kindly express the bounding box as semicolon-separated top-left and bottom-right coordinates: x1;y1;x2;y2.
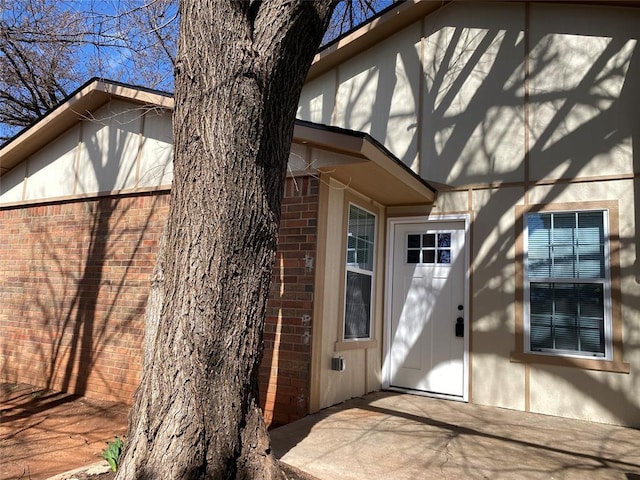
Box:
342;202;377;342
523;208;613;361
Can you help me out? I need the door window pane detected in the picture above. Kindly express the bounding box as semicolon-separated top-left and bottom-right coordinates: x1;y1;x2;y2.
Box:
423;234;435;247
406;231;452;264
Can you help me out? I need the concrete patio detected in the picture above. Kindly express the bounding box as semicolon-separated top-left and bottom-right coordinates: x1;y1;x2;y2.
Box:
4;383;639;480
270;391;640;480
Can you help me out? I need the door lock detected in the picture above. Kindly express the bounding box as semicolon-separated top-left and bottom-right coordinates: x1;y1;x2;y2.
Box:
455;317;464;337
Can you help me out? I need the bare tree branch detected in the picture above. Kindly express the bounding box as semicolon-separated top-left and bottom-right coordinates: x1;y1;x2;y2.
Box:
0;0;388;141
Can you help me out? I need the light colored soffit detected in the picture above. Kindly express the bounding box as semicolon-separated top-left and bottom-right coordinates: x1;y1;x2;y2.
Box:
0;79;173;175
293;123;436;206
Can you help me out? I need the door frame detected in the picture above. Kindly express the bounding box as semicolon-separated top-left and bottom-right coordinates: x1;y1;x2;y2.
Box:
383;214;471;402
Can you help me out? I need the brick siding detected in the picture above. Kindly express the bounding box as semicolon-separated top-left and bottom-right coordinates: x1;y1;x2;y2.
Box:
0;193;169;402
0;176;318;426
261;176;319;427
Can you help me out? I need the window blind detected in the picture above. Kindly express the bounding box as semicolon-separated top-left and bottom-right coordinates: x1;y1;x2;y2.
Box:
526;211;607;356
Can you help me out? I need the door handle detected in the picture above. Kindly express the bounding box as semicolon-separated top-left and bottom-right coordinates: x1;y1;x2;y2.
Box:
455;317;464;337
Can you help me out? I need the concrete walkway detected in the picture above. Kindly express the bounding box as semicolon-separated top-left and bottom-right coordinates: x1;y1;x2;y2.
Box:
270;391;640;480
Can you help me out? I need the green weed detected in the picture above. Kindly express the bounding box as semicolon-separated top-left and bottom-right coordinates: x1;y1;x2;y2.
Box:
101;436;124;472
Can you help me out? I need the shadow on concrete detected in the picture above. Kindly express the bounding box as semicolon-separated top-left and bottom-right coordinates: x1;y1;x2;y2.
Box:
271;391;640;480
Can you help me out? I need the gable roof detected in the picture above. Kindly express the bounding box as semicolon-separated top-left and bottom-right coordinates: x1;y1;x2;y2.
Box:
294;120;435;204
0;78;174;176
0;78;435;205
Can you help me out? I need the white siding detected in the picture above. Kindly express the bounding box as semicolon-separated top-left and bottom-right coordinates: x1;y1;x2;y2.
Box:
76;100;142;194
138;110;173;187
24;127;79;201
0;162;26;203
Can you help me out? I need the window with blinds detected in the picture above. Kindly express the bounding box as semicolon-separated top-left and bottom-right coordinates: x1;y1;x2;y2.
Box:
525;211;610;357
344;204;376;340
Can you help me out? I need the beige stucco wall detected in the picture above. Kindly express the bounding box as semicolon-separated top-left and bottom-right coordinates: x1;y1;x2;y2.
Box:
335;22;422;169
298;71;336;126
137;108;174;187
526;181;639;426
420;2;526;187
0;100;174;205
300;2;639;426
311;175;385;411
1;159;27;203
77;101;141;193
528;4;637;184
1;102;303;206
24;127;80;200
470;187;526;411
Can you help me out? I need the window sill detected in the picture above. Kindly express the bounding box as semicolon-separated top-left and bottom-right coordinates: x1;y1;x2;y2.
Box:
510;352;630;374
335;339;377;351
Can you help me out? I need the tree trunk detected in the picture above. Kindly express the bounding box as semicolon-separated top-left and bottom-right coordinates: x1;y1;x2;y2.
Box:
115;2;335;479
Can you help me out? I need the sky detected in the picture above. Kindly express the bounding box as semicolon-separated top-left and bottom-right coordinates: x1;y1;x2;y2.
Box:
1;0;392;141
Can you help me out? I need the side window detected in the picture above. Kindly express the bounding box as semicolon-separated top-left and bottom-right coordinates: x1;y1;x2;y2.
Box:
525;210;611;358
344;204;376;340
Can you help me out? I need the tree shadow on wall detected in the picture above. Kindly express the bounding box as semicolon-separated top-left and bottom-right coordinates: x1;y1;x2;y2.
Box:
298;2;639;426
0;104;171;410
448;6;638;424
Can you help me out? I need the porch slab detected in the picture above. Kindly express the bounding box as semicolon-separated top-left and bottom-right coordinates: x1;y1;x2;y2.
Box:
270;391;640;480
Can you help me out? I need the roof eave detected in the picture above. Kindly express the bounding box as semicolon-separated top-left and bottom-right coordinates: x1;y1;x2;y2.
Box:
0;79;173;175
307;0;447;82
293;120;436;205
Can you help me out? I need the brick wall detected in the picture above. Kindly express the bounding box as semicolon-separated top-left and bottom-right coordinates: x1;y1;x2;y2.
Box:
0;193;170;402
0;176;319;426
261;176;319;427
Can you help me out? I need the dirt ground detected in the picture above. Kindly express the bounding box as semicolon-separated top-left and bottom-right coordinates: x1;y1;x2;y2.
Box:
0;383;129;480
0;383;317;480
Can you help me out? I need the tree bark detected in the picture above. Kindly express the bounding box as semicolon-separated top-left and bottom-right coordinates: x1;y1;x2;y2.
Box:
115;1;334;479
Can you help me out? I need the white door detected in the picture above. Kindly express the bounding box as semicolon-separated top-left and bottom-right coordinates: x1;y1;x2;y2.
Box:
388;220;467;398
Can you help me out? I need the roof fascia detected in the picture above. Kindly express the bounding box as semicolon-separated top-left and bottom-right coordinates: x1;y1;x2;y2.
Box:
307;0;447;82
1;79;173;175
293;121;367;158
